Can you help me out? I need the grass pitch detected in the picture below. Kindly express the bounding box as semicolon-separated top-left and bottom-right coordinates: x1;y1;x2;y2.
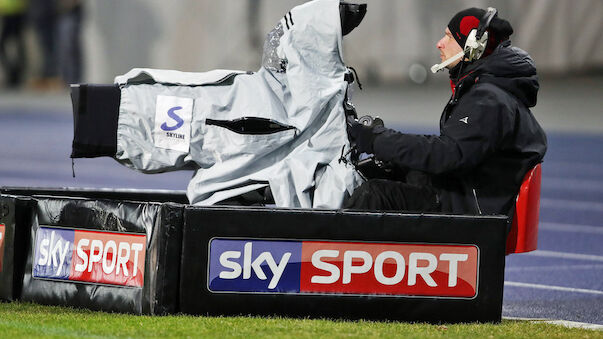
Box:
0;302;600;338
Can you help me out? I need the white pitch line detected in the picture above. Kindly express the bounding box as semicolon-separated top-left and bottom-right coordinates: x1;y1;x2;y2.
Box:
540;198;603;212
525;250;603;262
543;320;603;331
503;317;603;331
545;161;603;175
540;222;603;234
545;178;603;191
505;264;603;272
504;281;603;295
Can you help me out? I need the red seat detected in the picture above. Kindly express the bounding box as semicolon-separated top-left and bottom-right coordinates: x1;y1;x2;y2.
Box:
506;164;542;255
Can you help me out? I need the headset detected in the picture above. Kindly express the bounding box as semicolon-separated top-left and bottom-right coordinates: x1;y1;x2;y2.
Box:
431;7;498;73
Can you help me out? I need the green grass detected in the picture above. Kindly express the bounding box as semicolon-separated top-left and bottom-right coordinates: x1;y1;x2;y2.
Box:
0;302;600;338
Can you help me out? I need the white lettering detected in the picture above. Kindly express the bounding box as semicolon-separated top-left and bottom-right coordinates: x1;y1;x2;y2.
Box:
74;239;144;277
116;242;130;276
48;231;57;267
57;242;70;277
408;252;437;287
102;240;117;274
38;238;49;266
243;242;253;279
310;250;340;284
131;243;143;277
224;243;291;289
267;252;290;289
250;252;269;280
45;231;71;276
88;240;103;272
342;250;372;284
219;251;242;279
374;251;405;285
439;253;469;287
74;238;89;272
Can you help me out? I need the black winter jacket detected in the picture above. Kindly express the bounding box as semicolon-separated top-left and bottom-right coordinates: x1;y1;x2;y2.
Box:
371;41;547;216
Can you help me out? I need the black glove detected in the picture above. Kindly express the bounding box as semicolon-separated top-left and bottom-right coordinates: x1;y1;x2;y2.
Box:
348;120;385;154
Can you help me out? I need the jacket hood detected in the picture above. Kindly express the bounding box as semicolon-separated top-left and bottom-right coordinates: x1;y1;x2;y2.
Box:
460;41;539;107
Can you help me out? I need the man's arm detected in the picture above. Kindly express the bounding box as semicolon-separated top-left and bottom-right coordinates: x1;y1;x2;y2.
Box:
364;87;512;175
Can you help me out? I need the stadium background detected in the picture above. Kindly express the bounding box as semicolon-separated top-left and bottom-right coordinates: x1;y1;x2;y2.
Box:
4;0;601;84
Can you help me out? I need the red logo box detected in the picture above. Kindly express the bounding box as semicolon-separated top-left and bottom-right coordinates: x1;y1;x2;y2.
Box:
300;241;478;298
70;230;146;287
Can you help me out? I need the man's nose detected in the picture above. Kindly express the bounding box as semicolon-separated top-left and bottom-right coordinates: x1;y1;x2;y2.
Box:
436;37;445;49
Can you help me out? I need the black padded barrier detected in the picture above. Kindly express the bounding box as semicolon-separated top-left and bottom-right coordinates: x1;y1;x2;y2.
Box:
180;207;508;323
18;195;183;315
0;196;33;300
1;186;188;205
2;187;510;322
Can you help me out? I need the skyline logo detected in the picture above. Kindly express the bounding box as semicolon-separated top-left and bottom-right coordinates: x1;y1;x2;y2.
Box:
33;226;146;287
160;106;185;131
154;95;193;152
208;239;479;298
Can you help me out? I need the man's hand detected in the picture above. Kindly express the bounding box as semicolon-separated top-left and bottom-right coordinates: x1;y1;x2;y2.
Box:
348;118;385;154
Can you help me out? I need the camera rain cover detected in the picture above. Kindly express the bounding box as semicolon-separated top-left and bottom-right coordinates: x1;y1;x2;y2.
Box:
113;0;363;208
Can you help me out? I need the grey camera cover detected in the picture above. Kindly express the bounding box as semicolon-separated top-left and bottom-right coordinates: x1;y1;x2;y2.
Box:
114;0;363;208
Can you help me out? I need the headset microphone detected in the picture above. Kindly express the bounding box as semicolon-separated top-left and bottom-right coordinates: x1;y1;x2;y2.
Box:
431;51;464;73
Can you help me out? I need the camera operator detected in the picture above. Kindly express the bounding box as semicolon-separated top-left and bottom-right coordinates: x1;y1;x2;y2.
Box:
345;8;547;216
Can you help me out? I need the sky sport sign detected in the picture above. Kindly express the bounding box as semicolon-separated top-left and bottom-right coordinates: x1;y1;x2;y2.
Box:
33;226;146;288
208;239;479;298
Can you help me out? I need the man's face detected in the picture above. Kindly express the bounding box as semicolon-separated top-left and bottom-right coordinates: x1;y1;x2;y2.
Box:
436;28;463;69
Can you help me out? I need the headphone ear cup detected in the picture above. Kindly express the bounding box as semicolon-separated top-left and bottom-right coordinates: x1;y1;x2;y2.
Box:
464;29;488;61
463;29;477;60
